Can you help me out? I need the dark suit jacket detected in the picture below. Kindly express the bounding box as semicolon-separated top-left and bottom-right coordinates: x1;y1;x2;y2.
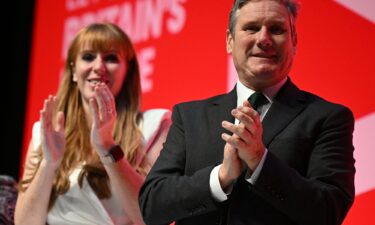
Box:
139;79;355;225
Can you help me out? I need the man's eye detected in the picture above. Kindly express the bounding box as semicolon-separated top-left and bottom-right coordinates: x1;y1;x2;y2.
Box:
82;53;95;61
245;26;260;33
105;54;119;63
269;26;286;35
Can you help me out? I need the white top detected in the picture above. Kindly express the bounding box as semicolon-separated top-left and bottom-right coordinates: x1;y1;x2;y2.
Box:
31;109;171;225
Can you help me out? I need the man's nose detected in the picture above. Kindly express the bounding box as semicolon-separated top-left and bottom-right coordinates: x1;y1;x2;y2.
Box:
257;27;272;48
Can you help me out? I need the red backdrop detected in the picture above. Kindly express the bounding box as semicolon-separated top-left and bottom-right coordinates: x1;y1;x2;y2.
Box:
23;0;375;224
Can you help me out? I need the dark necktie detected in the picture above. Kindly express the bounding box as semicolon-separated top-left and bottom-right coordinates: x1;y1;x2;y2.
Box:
248;91;268;115
226;92;269;225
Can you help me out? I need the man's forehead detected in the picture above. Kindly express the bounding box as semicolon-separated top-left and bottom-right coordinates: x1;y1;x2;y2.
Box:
236;1;289;21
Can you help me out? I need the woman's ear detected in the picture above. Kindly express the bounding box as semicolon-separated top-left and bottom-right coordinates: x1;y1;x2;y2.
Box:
70;62;77;82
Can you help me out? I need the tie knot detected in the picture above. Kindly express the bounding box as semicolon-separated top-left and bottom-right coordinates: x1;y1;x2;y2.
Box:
248;92;268;111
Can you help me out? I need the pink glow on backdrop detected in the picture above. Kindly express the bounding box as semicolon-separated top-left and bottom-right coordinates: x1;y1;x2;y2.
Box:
353;113;375;195
24;0;375;224
334;0;375;23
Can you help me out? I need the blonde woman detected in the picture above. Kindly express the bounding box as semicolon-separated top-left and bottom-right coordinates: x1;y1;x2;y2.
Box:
15;23;171;225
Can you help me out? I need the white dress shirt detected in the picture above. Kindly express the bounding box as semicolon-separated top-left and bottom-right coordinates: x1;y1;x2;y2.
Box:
209;77;287;202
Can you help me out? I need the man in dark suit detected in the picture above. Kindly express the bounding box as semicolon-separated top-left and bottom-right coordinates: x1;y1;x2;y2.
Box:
139;0;355;225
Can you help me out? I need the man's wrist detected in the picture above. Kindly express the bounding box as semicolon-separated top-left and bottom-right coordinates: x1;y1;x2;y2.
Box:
247;146;266;171
210;165;230;202
218;166;236;191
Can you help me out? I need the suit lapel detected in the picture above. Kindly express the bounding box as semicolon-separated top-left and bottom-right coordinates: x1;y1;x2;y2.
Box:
262;79;307;147
204;81;307;155
207;87;237;159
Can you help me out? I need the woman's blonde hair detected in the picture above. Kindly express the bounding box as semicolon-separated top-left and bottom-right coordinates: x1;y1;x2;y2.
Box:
20;23;144;209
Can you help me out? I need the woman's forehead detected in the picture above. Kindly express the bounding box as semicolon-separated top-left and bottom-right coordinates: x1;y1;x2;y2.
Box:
78;41;123;54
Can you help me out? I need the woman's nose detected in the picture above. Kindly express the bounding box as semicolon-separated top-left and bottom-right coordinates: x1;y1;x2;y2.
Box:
93;56;106;74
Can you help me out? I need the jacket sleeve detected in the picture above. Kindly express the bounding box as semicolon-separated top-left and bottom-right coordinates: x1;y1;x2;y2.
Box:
139;104;220;225
251;105;355;225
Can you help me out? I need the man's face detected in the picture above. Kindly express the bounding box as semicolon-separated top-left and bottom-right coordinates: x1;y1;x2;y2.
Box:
227;0;296;90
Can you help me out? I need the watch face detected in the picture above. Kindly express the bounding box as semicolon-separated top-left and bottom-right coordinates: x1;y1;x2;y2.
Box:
109;145;124;162
100;145;124;164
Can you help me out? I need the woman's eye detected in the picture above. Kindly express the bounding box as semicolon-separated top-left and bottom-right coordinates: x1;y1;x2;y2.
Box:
81;53;95;61
105;54;119;63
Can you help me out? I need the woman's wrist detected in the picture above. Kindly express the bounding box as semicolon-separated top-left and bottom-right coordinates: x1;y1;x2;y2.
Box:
99;145;125;164
40;158;61;172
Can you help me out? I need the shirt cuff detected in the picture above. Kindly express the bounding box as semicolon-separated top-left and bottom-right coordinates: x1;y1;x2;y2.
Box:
209;164;230;202
245;148;268;184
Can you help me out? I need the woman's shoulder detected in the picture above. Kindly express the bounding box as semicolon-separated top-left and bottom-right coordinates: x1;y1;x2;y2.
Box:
140;109;171;141
142;108;171;122
31;121;41;151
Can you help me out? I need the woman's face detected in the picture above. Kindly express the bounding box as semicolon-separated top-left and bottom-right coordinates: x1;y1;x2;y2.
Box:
72;44;127;102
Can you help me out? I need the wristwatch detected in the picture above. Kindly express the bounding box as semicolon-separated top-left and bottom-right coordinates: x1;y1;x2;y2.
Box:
100;145;124;164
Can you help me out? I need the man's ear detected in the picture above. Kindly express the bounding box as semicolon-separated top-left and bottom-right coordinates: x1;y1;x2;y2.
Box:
291;23;298;54
226;29;234;54
293;37;297;55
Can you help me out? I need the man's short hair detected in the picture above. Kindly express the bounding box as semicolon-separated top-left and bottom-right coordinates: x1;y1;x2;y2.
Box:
228;0;300;35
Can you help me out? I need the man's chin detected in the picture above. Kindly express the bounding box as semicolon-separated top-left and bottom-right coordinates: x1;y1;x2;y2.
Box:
252;70;276;78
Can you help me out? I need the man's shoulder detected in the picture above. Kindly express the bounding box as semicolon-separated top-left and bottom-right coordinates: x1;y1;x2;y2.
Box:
299;89;353;117
174;92;230;109
283;79;351;112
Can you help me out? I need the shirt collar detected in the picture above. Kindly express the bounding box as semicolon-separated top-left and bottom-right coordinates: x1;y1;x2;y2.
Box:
236;77;287;107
